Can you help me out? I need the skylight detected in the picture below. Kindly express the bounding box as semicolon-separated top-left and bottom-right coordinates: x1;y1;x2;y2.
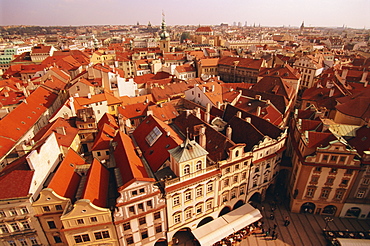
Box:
145;126;163;146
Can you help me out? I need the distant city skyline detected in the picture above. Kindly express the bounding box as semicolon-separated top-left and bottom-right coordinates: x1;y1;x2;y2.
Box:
1;0;369;29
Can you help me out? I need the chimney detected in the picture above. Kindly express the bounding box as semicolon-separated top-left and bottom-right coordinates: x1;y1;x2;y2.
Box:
195;107;201;119
256;106;261;116
69;97;76;116
361;70;368;83
56;126;66;135
4;91;9;97
211;85;215;92
205;103;211;123
147;110;153;116
329;88;335;97
341;68;348;80
199;125;206;149
87;93;91;99
226;125;232;139
245;117;251;123
255;94;262;100
237;111;242;118
202;87;206;93
217;101;222;109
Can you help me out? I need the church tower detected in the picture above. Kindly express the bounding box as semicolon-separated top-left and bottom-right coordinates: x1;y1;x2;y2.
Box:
159;13;170;53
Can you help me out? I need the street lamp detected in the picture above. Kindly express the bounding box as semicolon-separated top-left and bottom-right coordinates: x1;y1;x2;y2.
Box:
324;217;334;230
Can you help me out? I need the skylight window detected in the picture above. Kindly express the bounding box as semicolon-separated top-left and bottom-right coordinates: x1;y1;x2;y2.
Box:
145;126;162;146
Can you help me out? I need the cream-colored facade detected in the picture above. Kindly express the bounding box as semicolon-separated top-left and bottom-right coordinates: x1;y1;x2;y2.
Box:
61;199;118;246
32;188;70;245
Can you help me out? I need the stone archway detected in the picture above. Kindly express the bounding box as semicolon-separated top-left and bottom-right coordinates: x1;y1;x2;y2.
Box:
345;207;361;218
154;238;168;246
172;228;197;245
322;205;337;216
233;200;244;210
218;206;231;217
248;192;262;207
197;216;214;228
300;202;316;214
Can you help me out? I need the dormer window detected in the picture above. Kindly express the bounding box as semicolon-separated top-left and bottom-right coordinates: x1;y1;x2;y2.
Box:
183;165;190;175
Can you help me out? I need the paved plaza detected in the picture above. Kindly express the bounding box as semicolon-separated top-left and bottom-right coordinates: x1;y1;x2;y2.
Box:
238;199;370;246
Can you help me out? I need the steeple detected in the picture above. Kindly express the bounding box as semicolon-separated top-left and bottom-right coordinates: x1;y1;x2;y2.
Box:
160;11;170;41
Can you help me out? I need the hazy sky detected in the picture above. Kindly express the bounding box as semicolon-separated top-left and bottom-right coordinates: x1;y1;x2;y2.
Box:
1;0;369;28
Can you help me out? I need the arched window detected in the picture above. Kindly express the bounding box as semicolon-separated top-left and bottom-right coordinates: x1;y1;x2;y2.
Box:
196;161;202;171
183;165;190;175
235;150;239;157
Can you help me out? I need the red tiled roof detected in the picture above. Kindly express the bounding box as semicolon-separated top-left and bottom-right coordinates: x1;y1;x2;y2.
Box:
48;149;85;198
306;131;335;148
132;115;183;172
0;170;34;199
195;26;213;33
114;131;154;189
175;64;196;73
91;124;115;151
82;159;109;208
148;102;179;122
118;102;149;119
218;56;263;70
120;94;154;106
97;113;119;130
0;87;58;159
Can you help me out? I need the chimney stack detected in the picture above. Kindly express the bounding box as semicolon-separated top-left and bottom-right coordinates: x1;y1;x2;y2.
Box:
246;117;251;123
199;125;206;149
237;111;242;118
256;106;261;117
226;125;232;139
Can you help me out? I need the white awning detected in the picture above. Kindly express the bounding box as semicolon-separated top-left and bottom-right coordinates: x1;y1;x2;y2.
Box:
192;203;262;246
337;238;370;246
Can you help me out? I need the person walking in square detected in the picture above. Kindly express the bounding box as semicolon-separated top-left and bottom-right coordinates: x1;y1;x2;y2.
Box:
284;216;290;226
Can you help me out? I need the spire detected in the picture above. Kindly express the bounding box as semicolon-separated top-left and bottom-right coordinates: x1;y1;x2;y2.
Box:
160;11;170;40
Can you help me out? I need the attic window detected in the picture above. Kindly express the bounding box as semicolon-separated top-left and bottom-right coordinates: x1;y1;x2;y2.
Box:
21;121;25;124
70;163;74;167
145;126;162;146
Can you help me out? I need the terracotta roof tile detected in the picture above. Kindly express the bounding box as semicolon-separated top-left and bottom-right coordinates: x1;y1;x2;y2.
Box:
0;170;34;199
48;149;85;198
82;159;109;208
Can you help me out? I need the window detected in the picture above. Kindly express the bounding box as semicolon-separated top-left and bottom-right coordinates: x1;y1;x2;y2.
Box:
139;217;146;225
330;168;338;173
155;225;162;233
123;222;131;230
55;205;63;211
7;241;16;246
363;178;370;185
315;167;322;172
231;189;236;199
196;161;202;171
185;208;192;219
345;169;353;175
306;188;315;198
11;223;20;232
183;165;190;175
43;206;50;212
94;230;110;240
0;210;5;217
126;235;134;245
21;221;30;230
322;155;328;161
9;209;17;216
321;189;330;199
129;206;136;215
196;204;202;214
185;191;192;202
30;237;38;245
131;190;138;196
0;224;9;233
242;172;247;179
356;190;366;199
147;200;153;208
20;207;29;214
145;126;163;146
139;188;145;194
77;219;84;225
173;196;180;206
326;177;335;185
341;179;349;186
138;203;144;212
74;234;90;243
240;185;245;195
225;167;230;173
174;213;181;224
141;229;148;239
335;190;344;200
206;200;213;210
18;239;27;246
154;211;161;220
339;156;346;162
47;221;56;229
196;187;203;197
224;178;229;187
53;236;62;243
311;176;319;183
254;167;260;173
235;164;240;170
90;217;97;222
207;182;214;193
233;175;238;183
